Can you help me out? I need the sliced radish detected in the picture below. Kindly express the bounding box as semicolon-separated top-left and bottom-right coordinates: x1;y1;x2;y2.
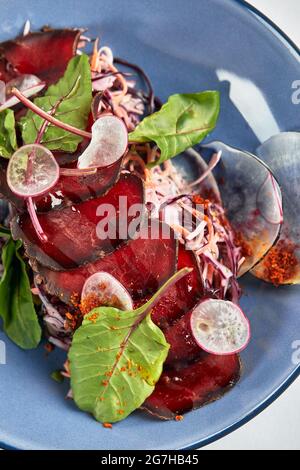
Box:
190;299;250;355
81;272;133;314
257;173;283;225
189;151;222;188
0;75;46;112
59;167;97;177
7;144;59;198
77;115;128;169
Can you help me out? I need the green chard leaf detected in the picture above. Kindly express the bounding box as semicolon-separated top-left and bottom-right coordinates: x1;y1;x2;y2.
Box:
0;225;11;238
129;91;220;166
0;109;17;158
0;238;41;349
69;268;191;423
20;54;92;152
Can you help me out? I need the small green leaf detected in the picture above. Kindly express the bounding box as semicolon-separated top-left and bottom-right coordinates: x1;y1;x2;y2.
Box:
0;109;17;158
51;370;64;383
20;54;92;152
69;268;191;423
0;225;11;238
129;91;220;166
0;238;41;349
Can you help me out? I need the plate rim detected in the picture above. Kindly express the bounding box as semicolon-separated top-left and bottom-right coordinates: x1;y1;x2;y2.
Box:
1;0;300;451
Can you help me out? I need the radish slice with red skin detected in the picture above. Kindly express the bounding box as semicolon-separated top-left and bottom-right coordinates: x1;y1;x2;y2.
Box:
77;115;128;169
256;173;283;225
7;144;59;243
81;272;133;313
190;299;251;355
200;142;283;276
0;75;46;112
7;144;60;198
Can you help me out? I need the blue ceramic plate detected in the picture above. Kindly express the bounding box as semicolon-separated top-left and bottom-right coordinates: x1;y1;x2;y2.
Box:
0;0;300;450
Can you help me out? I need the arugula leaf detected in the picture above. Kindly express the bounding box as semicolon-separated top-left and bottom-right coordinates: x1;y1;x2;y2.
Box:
20;54;92;152
0;238;41;349
129;91;220;166
69;268;190;423
0;109;17;158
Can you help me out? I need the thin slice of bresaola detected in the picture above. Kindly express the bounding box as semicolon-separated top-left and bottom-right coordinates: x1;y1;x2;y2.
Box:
12;174;144;270
151;244;203;328
33;158;123;212
0;29;81;84
35;219;178;304
143;353;241;419
164;310;200;365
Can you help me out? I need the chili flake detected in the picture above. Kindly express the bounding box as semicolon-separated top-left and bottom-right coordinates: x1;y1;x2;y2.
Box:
262;239;298;285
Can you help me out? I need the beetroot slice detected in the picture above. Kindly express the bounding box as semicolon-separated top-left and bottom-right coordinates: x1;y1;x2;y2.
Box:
143;353;241;419
35;219;178;304
12;174;144;270
0;29;81;85
151;245;203;328
34;157;123;212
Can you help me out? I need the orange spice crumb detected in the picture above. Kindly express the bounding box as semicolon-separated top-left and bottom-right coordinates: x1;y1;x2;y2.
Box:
192;195;210;209
234;231;253;258
175;415;184;422
262;239;298;285
44;342;54;354
70;292;80;308
103;423;113;429
87;313;99;324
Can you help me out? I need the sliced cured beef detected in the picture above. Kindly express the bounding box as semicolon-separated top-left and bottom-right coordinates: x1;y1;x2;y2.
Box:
35;219;178;304
0;29;81;84
34;158;123;212
151;244;203;328
143;353;241;419
12;174;144;270
164;310;200;365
